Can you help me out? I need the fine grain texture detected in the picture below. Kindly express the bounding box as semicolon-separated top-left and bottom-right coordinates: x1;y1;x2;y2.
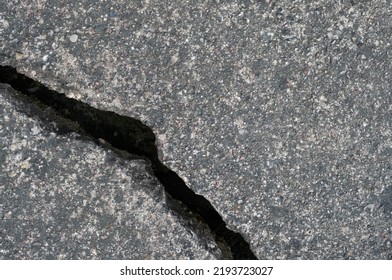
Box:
1;0;392;259
0;84;222;259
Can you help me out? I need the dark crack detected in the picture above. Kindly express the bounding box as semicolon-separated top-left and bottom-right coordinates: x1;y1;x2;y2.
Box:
0;65;257;260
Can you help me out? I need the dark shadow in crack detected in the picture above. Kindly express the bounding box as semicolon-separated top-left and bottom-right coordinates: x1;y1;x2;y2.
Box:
0;65;258;260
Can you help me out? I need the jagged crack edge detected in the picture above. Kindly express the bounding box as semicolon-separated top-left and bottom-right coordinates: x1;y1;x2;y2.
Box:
0;65;258;260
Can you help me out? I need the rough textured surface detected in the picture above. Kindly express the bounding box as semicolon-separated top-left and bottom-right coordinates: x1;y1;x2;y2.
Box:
1;0;392;259
0;84;221;259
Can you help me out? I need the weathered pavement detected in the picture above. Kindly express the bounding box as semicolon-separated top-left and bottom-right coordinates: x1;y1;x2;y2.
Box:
0;84;222;259
1;0;392;259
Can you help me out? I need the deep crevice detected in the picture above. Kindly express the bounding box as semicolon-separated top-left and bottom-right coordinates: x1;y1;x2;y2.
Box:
0;65;257;260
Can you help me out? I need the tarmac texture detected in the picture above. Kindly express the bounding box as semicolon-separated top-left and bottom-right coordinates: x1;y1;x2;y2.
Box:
1;0;392;259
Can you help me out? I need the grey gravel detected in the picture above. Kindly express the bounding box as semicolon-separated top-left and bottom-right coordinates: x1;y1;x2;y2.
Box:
0;84;221;259
1;0;392;259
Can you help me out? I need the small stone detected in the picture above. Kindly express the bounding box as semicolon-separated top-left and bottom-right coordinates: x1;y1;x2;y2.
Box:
69;34;78;43
1;19;9;29
15;52;26;60
171;52;179;64
238;129;247;135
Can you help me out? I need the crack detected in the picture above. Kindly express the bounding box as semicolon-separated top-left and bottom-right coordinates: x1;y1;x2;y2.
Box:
0;65;257;260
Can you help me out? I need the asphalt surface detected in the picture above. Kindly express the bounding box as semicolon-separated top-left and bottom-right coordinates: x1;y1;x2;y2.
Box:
0;84;222;259
1;0;392;259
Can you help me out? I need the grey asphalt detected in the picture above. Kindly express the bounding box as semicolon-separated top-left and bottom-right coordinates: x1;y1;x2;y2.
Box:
0;84;222;259
1;0;392;259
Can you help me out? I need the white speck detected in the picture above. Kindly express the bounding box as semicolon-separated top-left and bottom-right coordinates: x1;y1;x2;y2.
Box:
319;95;327;102
20;159;31;169
171;52;179;64
364;204;375;213
42;55;49;62
69;34;78;43
31;125;41;135
1;19;9;29
238;129;247;135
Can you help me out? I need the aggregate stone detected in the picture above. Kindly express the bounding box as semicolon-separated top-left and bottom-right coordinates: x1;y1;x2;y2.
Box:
1;0;392;259
0;84;221;259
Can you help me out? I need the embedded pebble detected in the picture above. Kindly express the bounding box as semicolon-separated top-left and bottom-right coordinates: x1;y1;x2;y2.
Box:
69;34;78;43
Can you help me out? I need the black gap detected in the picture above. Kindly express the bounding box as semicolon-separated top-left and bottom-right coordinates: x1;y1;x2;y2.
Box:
0;65;257;260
